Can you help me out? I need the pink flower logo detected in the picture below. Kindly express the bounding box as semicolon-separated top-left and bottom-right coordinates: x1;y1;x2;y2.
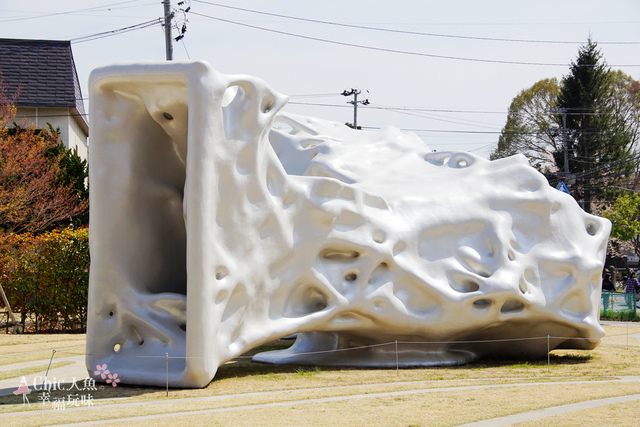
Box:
106;373;120;387
94;364;110;380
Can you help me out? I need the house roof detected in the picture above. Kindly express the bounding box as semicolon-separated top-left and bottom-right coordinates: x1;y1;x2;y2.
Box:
0;38;88;135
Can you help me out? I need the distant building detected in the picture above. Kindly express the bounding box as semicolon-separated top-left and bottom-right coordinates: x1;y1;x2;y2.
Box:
0;38;88;160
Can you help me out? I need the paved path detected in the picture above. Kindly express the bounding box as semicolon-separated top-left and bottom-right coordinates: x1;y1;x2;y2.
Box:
459;393;640;427
0;354;88;397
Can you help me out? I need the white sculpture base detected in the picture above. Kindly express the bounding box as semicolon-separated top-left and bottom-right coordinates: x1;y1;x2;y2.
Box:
253;332;477;367
86;61;610;388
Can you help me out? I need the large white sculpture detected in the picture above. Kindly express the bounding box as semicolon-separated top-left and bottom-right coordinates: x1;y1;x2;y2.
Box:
86;61;610;388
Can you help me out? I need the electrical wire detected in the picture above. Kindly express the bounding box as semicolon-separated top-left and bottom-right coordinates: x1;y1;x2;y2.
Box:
191;11;640;68
190;12;577;67
70;19;162;44
193;1;640;45
288;101;504;114
288;93;340;98
0;0;151;24
373;106;501;130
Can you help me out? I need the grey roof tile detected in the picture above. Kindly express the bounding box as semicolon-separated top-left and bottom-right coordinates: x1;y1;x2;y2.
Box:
0;38;86;119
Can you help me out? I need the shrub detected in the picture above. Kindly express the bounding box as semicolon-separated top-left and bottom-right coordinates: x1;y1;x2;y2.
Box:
0;227;89;332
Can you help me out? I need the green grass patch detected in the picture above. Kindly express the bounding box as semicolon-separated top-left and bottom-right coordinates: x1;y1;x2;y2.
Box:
295;366;321;377
601;310;638;321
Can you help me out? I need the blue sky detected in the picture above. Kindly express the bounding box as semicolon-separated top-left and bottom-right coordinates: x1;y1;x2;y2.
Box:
2;0;639;158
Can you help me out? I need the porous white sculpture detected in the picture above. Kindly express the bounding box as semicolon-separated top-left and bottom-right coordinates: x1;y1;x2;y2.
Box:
86;61;610;388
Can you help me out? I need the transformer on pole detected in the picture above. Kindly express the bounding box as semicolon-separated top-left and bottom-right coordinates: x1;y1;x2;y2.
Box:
341;88;369;129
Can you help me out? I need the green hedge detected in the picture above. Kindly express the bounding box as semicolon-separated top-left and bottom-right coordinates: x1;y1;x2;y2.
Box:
0;228;89;332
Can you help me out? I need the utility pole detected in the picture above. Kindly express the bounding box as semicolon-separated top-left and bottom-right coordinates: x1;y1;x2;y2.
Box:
341;88;369;129
163;0;173;60
560;108;569;173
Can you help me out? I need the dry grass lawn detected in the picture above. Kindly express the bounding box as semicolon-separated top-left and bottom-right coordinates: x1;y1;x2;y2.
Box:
0;334;85;366
0;323;640;425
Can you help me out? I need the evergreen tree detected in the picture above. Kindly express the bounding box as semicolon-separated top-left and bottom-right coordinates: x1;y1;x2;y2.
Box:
556;39;634;213
492;39;639;213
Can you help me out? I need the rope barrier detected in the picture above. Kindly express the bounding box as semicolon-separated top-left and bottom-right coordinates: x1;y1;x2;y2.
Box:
1;329;638;400
78;334;629;361
3;332;638;365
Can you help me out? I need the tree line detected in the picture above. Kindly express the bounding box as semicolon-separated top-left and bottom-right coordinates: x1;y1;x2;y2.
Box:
491;39;640;215
490;39;640;259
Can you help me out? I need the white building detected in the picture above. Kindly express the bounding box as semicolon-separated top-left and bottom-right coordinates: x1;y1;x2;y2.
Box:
0;38;88;160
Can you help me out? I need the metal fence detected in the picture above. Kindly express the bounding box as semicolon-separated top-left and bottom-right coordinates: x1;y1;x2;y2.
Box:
601;292;637;319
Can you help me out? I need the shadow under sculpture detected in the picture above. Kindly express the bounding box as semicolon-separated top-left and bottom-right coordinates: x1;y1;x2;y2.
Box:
86;61;610;388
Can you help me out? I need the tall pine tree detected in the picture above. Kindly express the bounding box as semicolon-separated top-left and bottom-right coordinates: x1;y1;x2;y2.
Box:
556;39;635;213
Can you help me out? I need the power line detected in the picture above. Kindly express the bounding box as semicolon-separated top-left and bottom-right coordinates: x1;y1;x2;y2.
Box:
365;127;502;135
193;1;640;45
190;12;574;67
289;93;339;98
70;19;161;44
191;11;640;68
371;104;505;114
0;0;150;24
288;101;504;114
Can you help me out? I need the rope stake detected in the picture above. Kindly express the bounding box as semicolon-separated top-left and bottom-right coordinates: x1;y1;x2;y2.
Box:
395;340;399;375
43;349;56;389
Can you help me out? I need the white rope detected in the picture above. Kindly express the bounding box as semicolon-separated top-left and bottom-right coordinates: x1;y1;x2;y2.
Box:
81;334;627;361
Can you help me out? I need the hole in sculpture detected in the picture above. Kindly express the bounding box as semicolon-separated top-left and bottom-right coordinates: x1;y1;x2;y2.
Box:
451;280;480;293
393;241;405;255
524;268;535;283
586;221;598;236
215;290;228;304
424;152;451;166
501;300;525;313
312;179;343;199
222;284;249;322
131;326;144;346
450;153;474;168
222;85;243;108
508;251;515;261
113;343;121;353
261;94;275;113
163;112;174;120
285;285;329;317
179;323;187;332
363;193;388;209
473;299;492;309
215;266;229;280
109;311;114;317
345;273;358;282
372;230;386;244
321;249;360;260
519;280;528;295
